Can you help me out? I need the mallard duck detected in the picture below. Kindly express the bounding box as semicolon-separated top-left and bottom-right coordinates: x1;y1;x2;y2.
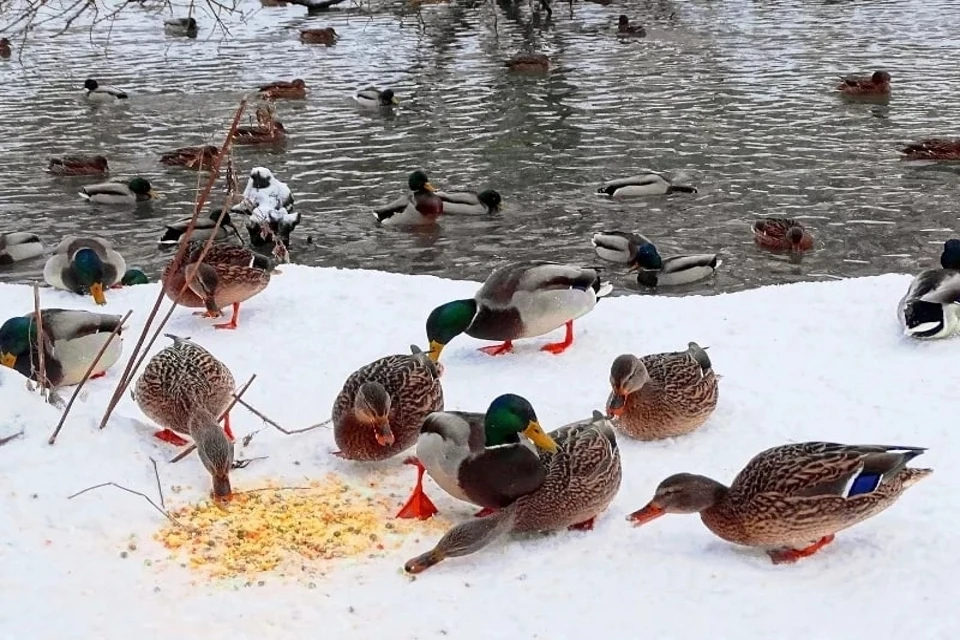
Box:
332;345;444;462
638;254;722;287
132;335;235;497
161;241;273;330
259;79;307;100
628;442;931;564
48;155;109;176
0;38;11;59
607;343;719;440
426;261;613;361
0;309;124;387
590;231;720;286
44;235;126;305
591;231;659;267
158;210;242;248
617;15;646;36
299;27;338;45
837;70;890;97
164;17;198;37
900;138;960;162
505;52;550;73
404;410;622;573
373;170;444;226
79;177;156;204
234;121;287;145
83;79;128;102
898;239;960;339
597;172;697;198
435;189;502;215
398;393;558;520
0;232;44;265
119;268;149;286
355;88;398;108
752;217;814;253
160;145;219;169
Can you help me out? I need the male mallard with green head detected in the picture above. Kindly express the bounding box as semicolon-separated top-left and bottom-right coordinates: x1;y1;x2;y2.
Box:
425;260;613;361
898;239;960;339
405;411;621;573
0;309;124;386
158;210;242;248
373;170;444;226
397;393;558;520
79;177;157;204
597;172;697;198
591;231;721;286
628;442;931;564
355;88;398;108
44;235;126;305
435;188;502;215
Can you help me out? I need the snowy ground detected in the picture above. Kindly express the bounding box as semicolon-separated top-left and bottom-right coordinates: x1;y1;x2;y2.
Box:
0;266;956;639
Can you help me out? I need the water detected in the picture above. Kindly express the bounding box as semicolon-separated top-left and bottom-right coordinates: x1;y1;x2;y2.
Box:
2;0;960;296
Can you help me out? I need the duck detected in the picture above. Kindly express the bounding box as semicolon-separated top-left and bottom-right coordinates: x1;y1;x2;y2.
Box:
0;232;44;265
591;231;659;267
158;210;242;248
0;38;10;59
355;88;398;108
44;236;126;305
132;335;235;498
590;231;721;286
638;254;722;287
234;121;287;145
373;170;444;226
898;239;960;339
435;189;502;215
404;410;622;573
164;17;198;37
331;345;444;462
161;241;274;330
505;52;550;73
617;15;646;36
398;393;558;520
48;155;109;176
752;217;814;253
83;78;128;102
259;79;307;100
900;138;960;162
160;145;219;170
0;309;125;387
119;268;149;286
79;177;157;205
606;343;719;440
597;172;697;198
837;70;890;97
299;27;338;45
628;442;931;564
426;261;613;361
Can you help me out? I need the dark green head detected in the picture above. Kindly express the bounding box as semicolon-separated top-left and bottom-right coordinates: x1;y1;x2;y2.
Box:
73;248;108;304
0;316;36;373
941;239;960;270
425;299;477;362
483;393;558;451
478;189;502;212
632;242;663;270
408;170;434;193
128;177;156;199
121;268;149;286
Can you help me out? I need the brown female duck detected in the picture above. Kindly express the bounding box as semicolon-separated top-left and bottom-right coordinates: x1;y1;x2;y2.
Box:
837;70;890;97
48;155;109;176
300;27;337;45
258;79;307;100
505;52;549;73
900;138;960;162
160;145;219;169
752;217;814;253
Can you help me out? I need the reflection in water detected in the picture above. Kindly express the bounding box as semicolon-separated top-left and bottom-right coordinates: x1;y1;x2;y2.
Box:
1;0;959;298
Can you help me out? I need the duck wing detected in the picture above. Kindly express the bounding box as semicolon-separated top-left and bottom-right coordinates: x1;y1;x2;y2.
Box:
459;444;547;508
30;309;124;341
478;261;603;306
910;269;960;304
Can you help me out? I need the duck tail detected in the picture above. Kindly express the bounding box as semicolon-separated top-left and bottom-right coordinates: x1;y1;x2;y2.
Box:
666;185;698;194
595;280;614;298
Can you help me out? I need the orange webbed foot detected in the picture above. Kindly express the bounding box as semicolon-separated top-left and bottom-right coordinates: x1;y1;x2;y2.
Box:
89;371;107;380
154;429;190;447
768;534;836;564
540;320;574;355
396;457;439;520
474;507;497;518
478;341;514;356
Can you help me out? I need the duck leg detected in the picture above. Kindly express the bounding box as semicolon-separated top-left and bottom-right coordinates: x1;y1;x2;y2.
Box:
154;429;190;446
568;517;596;531
474;507;497;518
221;412;235;442
396;457;439;520
89;371;107;380
405;506;517;574
478;341;513;356
540;321;575;355
213;303;241;330
767;534;836;565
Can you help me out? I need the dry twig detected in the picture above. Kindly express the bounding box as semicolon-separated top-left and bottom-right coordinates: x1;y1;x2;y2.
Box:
150;457;166;510
67;482;189;530
30;285;49;403
236;397;330;434
0;431;24;447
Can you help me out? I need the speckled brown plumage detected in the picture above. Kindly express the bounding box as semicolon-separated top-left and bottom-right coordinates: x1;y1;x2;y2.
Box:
610;343;718;440
333;346;444;461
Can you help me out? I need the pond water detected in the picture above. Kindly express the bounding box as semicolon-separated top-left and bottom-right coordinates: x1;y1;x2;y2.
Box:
1;0;959;296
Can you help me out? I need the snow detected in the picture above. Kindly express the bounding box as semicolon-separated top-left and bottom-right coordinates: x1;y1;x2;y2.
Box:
0;266;955;639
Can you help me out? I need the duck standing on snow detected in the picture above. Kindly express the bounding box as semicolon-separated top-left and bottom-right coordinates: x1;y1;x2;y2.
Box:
158;210;242;248
435;188;502;215
597;172;697;198
591;231;721;286
424;261;613;361
397;393;558;520
752;217;814;253
405;410;621;573
373;170;444;225
898;239;960;339
0;309;125;387
164;17;198;37
132;335;235;498
83;79;128;102
231;167;299;248
44;235;126;305
332;345;444;462
628;442;931;564
161;241;274;330
48;155;109;176
79;177;157;205
355;88;398;108
0;232;44;265
606;343;719;440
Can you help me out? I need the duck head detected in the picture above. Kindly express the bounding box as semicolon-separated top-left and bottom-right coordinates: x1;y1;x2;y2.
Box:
121;269;149;286
186;262;221;317
630;242;663;271
607;354;651;416
628;473;727;525
128;177;157;201
73;248;108;305
354;381;393;446
940;239;960;269
484;393;558;452
408;170;435;193
786;226;805;251
0;316;34;370
380;89;399;106
425;299;478;362
478;189;503;212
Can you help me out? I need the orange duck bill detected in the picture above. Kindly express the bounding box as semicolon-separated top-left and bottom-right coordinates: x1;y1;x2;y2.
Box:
606;390;627;417
627;502;665;526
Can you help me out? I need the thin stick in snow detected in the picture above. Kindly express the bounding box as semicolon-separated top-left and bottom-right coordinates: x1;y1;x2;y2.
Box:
0;431;24;447
67;482;191;530
150;457;166;510
169;374;257;464
31;284;48;402
235;396;330;434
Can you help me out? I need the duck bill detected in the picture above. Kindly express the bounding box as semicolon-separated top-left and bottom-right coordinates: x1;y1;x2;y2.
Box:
148;189;160;199
90;282;106;305
374;421;395;447
0;352;16;369
391;96;400;105
427;340;445;363
423;182;436;192
203;297;222;317
606;391;627;417
523;421;558;453
628;502;665;526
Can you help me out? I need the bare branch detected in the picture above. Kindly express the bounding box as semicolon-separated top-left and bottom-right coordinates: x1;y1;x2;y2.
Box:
67;481;190;530
0;431;24;447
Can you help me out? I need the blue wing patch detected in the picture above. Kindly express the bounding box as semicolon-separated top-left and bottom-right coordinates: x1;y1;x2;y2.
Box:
847;472;882;497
